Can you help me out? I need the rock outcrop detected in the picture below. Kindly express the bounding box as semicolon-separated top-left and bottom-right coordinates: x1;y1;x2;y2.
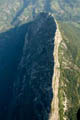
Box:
49;20;62;120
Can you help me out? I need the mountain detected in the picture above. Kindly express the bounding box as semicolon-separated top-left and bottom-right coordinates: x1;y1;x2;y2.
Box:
0;0;80;31
50;0;80;21
0;13;56;120
0;0;80;120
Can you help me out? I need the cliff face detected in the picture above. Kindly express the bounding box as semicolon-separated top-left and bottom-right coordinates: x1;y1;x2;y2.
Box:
0;1;80;120
0;13;56;120
13;13;56;120
49;21;62;120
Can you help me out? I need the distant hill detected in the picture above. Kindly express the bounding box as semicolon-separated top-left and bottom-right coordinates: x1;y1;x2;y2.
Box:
0;0;80;31
51;0;80;21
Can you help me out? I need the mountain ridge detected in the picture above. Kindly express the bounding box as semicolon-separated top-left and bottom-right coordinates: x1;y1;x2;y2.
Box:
0;0;80;120
0;12;57;120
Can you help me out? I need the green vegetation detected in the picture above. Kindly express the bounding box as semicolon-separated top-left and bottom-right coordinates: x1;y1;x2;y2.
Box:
0;0;80;31
0;0;80;119
58;22;80;120
51;0;80;21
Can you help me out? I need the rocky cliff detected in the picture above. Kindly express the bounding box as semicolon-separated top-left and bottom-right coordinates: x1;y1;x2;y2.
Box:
49;21;62;120
0;13;56;120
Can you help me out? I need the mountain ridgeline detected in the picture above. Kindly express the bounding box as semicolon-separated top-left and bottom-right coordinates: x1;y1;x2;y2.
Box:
0;13;56;120
0;0;80;30
0;0;80;120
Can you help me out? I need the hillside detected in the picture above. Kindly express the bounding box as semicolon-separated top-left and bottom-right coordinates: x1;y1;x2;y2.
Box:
0;0;80;31
0;13;56;120
51;0;80;21
58;22;80;120
0;0;80;120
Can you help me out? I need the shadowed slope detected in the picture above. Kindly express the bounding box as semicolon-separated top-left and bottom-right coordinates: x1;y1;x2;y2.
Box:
0;23;28;120
0;13;56;120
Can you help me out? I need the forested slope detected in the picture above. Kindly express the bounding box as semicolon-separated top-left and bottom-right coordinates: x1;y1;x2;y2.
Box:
58;22;80;120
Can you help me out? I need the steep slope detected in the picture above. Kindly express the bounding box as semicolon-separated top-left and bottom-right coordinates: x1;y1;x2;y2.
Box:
12;13;56;120
0;0;80;120
58;22;80;120
0;23;28;120
49;21;62;120
0;13;56;120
